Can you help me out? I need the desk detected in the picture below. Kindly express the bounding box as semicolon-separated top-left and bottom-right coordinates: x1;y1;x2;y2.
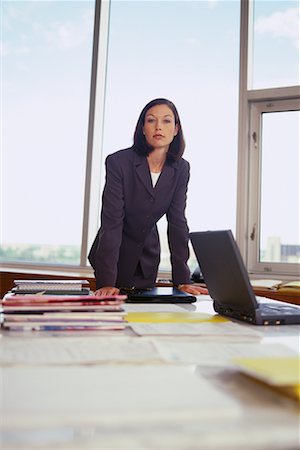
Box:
253;287;300;306
0;297;299;450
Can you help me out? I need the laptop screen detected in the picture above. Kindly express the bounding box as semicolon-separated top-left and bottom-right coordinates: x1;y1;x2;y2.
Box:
189;230;258;312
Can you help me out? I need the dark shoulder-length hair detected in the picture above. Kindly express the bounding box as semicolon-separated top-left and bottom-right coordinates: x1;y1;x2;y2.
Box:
133;98;185;162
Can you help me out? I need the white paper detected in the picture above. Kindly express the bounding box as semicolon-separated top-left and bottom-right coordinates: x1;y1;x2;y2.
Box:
124;303;186;312
1;364;240;429
0;336;162;366
2;365;298;450
152;340;297;366
250;279;282;289
130;321;261;338
2;418;298;450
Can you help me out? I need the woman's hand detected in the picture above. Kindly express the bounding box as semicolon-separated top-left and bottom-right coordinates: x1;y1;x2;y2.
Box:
177;284;209;295
94;287;120;296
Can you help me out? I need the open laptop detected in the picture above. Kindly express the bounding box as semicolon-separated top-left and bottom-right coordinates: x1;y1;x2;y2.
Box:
189;230;300;325
121;287;196;303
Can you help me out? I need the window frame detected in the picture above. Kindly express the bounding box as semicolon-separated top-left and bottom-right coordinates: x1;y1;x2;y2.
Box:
236;1;300;280
0;0;106;276
247;98;300;277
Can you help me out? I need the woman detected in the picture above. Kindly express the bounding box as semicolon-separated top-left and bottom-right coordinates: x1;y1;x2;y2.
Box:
89;98;207;296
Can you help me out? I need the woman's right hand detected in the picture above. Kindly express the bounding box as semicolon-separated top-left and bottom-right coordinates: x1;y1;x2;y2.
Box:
94;287;120;296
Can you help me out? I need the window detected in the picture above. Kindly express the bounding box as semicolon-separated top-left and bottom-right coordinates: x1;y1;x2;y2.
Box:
247;99;300;275
98;0;240;273
1;0;95;266
250;0;299;89
236;0;300;279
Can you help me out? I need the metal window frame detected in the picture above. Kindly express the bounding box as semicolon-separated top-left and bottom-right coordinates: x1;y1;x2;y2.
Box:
0;0;109;276
81;0;111;268
247;98;300;277
236;0;300;279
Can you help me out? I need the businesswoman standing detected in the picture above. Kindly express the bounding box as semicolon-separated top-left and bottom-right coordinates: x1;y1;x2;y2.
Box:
89;98;207;296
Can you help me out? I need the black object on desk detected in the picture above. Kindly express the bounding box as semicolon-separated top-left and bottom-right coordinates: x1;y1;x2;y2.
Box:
191;266;205;283
121;287;197;303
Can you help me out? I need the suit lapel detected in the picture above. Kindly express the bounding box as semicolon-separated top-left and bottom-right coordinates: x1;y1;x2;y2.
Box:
154;160;178;194
134;152;178;197
134;153;154;197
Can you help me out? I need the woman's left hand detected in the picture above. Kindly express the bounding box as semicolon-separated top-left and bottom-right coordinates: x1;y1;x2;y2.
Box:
177;284;209;295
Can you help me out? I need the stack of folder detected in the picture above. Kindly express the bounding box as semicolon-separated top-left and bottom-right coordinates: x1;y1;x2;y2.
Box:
1;279;127;331
11;279;91;295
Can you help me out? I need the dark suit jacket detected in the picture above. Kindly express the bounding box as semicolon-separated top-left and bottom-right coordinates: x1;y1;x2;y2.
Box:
88;147;191;289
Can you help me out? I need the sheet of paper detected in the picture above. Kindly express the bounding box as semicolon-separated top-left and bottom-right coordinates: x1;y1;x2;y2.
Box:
130;321;261;338
2;365;298;450
261;335;300;353
152;340;297;367
233;356;300;386
250;279;282;289
0;336;162;366
126;311;226;323
3;417;298;450
124;303;186;312
1;364;240;429
276;385;300;401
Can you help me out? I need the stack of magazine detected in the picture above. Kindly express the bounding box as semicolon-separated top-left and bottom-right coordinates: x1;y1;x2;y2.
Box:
1;280;127;331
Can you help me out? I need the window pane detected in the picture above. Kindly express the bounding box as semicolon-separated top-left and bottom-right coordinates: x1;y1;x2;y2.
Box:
260;111;300;263
251;0;300;89
1;0;95;265
101;0;240;272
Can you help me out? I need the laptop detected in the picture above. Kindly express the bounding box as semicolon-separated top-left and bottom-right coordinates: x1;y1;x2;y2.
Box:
121;287;196;303
189;230;300;325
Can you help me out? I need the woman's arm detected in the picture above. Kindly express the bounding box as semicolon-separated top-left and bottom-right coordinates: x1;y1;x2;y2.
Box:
91;154;125;288
177;284;209;295
94;286;120;296
166;161;191;285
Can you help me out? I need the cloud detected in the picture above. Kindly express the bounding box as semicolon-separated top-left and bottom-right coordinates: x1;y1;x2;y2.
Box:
43;9;94;50
0;40;30;57
2;4;94;55
0;41;9;57
183;37;199;47
207;0;218;9
255;7;300;48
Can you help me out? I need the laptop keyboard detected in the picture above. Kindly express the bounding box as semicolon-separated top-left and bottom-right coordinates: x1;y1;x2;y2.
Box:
260;303;299;315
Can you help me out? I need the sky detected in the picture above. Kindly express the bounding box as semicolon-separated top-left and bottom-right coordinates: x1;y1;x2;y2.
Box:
1;0;299;260
1;0;95;249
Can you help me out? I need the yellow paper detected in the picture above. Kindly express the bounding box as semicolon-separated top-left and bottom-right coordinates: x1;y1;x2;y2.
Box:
282;281;300;289
277;384;300;401
233;356;300;387
126;312;228;323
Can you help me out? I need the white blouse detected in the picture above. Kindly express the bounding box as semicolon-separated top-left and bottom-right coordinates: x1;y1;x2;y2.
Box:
150;171;161;187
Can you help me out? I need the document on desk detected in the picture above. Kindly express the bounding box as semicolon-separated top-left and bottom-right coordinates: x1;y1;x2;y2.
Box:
152;340;297;367
130;320;260;338
2;364;241;430
0;336;163;366
124;303;186;312
2;364;299;450
126;311;225;323
233;356;300;401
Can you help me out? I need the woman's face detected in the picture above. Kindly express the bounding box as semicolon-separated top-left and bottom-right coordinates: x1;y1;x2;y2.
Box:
143;104;178;150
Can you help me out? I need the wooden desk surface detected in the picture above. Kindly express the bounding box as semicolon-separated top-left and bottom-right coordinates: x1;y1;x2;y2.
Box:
253;287;300;306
